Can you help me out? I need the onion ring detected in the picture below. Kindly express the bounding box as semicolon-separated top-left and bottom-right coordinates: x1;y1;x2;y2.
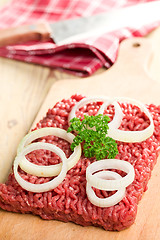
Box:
86;159;135;191
17;127;81;177
14;142;68;193
86;171;126;207
68;96;109;124
69;96;154;143
107;97;154;142
97;100;124;129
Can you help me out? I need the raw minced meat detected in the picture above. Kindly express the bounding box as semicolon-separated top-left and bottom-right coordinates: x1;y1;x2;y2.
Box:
0;94;160;231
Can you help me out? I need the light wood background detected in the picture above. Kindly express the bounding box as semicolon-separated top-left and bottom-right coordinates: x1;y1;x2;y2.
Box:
0;1;160;239
0;34;160;240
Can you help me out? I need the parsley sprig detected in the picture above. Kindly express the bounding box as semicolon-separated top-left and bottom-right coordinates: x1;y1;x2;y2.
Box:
67;114;118;160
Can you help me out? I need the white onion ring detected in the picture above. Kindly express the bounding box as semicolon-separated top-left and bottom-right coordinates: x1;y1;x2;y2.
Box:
17;127;81;177
107;97;154;143
86;159;135;191
14;142;68;193
97;100;124;129
86;171;126;207
69;96;154;143
68;96;109;124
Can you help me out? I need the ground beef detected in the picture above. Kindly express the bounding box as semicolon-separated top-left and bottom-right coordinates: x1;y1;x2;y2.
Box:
0;94;160;231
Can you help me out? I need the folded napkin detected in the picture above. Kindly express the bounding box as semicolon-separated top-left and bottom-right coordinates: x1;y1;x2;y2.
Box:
0;0;160;76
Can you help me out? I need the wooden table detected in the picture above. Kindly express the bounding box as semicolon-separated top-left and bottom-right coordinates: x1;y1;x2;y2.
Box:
1;1;160;239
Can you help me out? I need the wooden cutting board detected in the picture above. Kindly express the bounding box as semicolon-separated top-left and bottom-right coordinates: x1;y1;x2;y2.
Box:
1;37;160;240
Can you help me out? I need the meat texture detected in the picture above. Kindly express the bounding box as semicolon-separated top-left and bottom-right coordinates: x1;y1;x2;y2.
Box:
0;94;160;231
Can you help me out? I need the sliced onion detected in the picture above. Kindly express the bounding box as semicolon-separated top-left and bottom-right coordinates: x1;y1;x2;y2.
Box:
86;159;135;191
18;127;78;153
68;96;109;123
97;100;124;129
69;96;154;143
107;97;154;143
17;127;81;177
86;171;126;208
14;142;68;192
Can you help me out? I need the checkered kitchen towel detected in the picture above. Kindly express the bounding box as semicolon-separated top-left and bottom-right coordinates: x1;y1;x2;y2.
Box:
0;0;160;76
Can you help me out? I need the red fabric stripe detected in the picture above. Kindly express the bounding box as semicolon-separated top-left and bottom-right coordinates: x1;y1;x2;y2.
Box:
0;0;159;76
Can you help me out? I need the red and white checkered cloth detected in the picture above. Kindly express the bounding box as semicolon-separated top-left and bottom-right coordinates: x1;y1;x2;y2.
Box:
0;0;160;76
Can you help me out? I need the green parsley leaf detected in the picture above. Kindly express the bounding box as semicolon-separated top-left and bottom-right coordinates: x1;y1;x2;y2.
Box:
67;114;118;160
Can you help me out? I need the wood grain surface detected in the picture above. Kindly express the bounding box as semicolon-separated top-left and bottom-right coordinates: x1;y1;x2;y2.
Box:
0;1;160;238
0;35;160;240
